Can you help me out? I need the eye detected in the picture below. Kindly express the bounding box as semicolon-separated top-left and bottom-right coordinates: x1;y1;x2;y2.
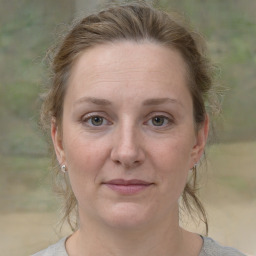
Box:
151;116;166;126
82;114;110;127
147;115;172;127
90;116;104;126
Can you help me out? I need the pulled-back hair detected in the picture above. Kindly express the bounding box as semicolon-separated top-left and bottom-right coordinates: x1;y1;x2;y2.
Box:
41;1;219;234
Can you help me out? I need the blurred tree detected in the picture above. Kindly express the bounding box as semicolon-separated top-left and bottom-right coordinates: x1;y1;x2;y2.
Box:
0;0;75;156
0;0;255;159
75;0;154;16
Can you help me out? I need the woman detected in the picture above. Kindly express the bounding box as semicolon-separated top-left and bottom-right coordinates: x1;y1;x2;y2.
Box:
34;2;245;256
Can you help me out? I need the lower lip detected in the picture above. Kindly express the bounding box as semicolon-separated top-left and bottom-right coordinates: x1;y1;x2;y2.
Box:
104;184;152;195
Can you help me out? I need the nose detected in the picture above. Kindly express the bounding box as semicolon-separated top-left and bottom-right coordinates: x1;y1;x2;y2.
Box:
110;122;145;169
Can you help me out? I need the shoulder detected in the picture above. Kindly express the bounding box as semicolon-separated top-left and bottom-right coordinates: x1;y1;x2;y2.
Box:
200;236;246;256
31;237;68;256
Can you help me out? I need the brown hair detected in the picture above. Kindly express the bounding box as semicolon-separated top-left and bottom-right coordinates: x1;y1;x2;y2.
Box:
41;1;219;234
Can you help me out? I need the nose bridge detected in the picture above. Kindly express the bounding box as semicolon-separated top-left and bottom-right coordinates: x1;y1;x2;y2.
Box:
117;117;138;154
111;117;144;167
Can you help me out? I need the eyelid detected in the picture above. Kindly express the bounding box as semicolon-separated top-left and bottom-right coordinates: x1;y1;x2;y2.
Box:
146;112;174;121
80;111;174;127
81;112;112;126
82;112;105;120
144;112;175;127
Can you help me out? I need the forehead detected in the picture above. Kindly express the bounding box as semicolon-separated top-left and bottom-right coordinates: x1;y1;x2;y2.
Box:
71;41;187;78
67;41;191;103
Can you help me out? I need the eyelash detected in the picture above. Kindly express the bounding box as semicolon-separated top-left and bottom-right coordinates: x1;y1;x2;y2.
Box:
81;113;111;127
81;113;174;128
145;115;173;128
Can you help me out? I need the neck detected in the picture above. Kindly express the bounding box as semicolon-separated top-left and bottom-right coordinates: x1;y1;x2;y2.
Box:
66;206;202;256
84;216;181;255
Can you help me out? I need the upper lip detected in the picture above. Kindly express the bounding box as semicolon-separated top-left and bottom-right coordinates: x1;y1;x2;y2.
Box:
103;179;153;185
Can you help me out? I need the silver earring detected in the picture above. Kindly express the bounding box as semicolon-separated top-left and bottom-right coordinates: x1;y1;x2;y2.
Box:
190;162;198;172
61;164;67;173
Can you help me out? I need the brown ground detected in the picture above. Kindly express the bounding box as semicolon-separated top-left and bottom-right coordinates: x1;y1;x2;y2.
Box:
0;142;255;255
1;202;255;255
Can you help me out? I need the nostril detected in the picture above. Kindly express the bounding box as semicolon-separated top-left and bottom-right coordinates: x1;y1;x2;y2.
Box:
113;159;121;165
112;158;141;169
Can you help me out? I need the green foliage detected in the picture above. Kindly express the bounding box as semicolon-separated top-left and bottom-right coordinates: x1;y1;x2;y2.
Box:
0;0;255;161
160;0;256;142
0;154;57;212
0;0;73;156
3;81;39;118
207;141;256;199
0;0;255;226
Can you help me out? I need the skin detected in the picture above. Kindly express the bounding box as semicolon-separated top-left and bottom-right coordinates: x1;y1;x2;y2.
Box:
51;41;209;256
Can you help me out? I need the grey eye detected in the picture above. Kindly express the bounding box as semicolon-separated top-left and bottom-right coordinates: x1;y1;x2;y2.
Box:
90;116;104;126
151;116;166;126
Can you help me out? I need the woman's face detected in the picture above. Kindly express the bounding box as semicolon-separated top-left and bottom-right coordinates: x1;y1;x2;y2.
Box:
52;41;208;229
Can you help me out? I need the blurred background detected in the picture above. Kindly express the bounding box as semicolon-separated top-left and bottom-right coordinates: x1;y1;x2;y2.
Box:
0;0;255;255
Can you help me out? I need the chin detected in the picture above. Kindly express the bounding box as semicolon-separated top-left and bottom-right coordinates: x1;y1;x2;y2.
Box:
101;202;153;229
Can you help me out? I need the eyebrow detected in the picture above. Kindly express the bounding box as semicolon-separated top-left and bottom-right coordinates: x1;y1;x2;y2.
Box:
74;97;112;106
74;96;182;107
142;97;182;107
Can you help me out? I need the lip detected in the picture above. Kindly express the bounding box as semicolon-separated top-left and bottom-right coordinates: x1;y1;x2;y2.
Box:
102;179;154;195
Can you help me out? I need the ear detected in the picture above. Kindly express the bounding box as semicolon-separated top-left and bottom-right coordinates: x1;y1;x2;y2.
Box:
51;118;65;165
190;114;209;168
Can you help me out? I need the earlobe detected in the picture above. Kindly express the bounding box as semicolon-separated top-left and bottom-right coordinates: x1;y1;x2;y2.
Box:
51;118;65;165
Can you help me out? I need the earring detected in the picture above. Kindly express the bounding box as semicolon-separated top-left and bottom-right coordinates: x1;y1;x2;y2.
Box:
190;162;198;172
61;164;67;173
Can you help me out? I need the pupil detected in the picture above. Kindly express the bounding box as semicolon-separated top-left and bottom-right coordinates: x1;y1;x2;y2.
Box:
92;116;103;126
153;117;164;126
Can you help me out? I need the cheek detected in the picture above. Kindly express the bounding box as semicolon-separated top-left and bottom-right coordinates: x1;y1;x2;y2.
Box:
152;136;193;193
63;128;106;165
62;135;109;208
153;135;193;170
62;131;110;189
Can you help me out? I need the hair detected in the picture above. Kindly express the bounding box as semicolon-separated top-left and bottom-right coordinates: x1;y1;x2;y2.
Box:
40;1;220;234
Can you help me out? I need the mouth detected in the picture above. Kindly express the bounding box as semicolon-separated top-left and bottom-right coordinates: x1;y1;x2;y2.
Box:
102;179;154;195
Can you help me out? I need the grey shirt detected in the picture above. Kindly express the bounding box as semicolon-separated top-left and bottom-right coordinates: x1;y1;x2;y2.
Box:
32;236;246;256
